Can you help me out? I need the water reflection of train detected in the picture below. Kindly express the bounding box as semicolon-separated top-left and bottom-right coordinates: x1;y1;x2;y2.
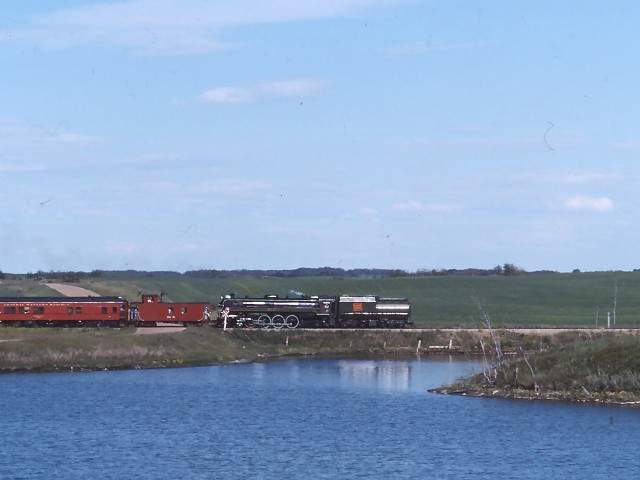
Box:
337;360;411;392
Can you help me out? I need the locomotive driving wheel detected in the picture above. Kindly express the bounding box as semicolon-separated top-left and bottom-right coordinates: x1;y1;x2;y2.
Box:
271;314;285;329
258;314;271;329
285;315;300;329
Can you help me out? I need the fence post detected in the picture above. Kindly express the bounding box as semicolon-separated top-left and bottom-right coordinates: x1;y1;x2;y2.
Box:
222;307;229;332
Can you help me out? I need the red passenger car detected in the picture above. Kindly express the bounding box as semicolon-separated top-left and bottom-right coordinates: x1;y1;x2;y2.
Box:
0;297;129;326
130;294;211;326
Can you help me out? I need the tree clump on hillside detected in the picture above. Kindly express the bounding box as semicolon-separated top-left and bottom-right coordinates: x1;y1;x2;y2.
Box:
502;263;525;276
416;264;528;277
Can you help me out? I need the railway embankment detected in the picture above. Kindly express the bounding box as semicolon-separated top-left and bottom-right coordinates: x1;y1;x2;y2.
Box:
431;334;640;407
0;327;632;374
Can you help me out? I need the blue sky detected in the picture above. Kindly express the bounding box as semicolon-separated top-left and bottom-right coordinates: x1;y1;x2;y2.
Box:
1;0;638;272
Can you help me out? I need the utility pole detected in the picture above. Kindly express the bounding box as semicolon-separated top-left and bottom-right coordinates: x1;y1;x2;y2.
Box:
595;306;599;329
613;281;618;328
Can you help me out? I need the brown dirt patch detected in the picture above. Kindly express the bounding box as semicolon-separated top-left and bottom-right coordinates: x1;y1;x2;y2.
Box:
134;327;186;335
45;283;101;297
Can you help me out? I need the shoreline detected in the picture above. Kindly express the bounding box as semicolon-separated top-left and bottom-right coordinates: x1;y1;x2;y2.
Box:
0;327;484;375
429;385;640;408
428;333;640;409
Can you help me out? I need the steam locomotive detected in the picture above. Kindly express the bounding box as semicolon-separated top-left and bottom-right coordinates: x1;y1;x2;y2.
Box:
217;294;412;329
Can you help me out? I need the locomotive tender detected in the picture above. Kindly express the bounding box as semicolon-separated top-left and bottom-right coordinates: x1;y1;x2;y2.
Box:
218;294;412;329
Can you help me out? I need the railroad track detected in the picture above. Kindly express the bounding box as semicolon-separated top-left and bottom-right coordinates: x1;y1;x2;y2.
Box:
222;327;640;334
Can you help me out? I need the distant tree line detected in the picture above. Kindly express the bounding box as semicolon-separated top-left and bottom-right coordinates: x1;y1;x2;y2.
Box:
0;264;544;281
184;264;546;278
2;270;185;281
184;268;410;279
416;263;534;277
8;270;106;282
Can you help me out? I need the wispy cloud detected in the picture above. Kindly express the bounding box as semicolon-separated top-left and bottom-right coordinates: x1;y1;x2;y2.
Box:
190;179;269;195
501;218;574;246
392;200;454;213
564;195;614;212
611;140;640;150
3;0;400;55
516;170;618;185
357;207;378;217
105;241;141;255
0;119;100;172
201;79;325;104
0;163;46;173
409;131;584;151
0;119;99;147
54;132;100;145
140;178;269;196
200;87;254;104
383;40;491;56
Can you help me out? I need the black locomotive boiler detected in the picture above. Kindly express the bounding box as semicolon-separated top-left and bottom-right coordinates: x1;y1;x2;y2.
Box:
217;294;411;329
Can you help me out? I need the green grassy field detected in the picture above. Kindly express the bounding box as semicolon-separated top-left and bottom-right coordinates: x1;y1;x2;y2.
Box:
68;271;638;327
2;271;637;327
0;280;57;297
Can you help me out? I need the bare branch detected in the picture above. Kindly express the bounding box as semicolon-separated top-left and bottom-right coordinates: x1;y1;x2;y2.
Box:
520;347;540;394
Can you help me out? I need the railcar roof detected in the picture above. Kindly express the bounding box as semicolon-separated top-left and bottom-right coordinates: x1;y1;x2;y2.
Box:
0;296;125;303
132;301;210;305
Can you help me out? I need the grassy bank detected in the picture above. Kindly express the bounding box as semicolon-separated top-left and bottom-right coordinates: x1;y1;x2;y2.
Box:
433;335;640;406
0;326;624;373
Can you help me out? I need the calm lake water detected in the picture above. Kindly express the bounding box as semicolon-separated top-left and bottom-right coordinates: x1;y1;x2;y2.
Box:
1;358;638;479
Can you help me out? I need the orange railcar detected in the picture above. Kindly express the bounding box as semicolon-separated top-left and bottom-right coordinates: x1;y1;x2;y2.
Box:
0;297;129;326
130;294;211;326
